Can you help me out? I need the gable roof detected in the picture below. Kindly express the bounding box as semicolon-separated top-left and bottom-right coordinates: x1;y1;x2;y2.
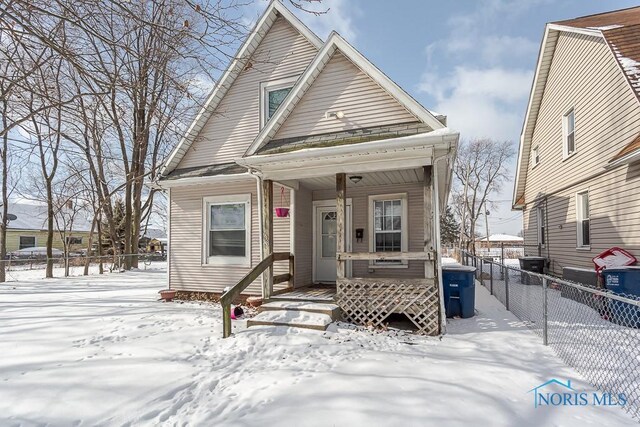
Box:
7;202;93;232
160;0;322;176
513;7;640;209
245;31;445;156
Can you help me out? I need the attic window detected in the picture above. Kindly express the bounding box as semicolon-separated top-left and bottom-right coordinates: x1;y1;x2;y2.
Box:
260;76;298;127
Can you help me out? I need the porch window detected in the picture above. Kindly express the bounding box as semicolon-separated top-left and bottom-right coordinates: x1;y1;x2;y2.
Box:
576;191;590;249
203;194;251;266
19;236;36;250
369;193;408;267
260;76;298;127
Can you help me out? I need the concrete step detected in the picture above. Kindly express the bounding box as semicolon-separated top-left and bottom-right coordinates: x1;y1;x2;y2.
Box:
247;310;333;331
268;294;335;303
260;300;341;320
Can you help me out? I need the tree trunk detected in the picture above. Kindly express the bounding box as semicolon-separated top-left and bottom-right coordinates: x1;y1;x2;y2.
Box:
0;128;8;283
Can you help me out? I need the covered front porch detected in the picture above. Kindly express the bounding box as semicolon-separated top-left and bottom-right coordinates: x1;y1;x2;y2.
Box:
221;130;457;337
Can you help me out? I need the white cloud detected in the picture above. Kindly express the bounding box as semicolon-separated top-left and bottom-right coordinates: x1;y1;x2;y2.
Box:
419;67;533;140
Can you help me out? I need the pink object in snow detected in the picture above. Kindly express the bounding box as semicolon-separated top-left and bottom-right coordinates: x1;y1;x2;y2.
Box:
593;247;637;273
230;307;237;320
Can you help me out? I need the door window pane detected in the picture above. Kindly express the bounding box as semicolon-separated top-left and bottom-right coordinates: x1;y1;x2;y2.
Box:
321;210;337;258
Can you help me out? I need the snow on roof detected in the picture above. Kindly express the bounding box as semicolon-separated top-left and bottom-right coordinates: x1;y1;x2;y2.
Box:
477;234;524;242
6;202;93;232
142;228;167;240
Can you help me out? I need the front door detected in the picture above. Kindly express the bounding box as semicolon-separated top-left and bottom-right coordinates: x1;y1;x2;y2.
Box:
314;204;351;283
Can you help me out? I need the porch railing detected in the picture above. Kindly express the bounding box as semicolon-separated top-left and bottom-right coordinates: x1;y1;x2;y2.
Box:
337;251;435;261
220;252;293;338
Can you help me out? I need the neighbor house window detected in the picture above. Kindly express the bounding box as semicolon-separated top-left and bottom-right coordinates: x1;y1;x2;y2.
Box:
66;236;82;245
576;191;590;248
532;146;540;167
19;236;36;250
203;194;251;266
563;109;575;158
260;76;298;127
369;193;408;267
537;206;546;247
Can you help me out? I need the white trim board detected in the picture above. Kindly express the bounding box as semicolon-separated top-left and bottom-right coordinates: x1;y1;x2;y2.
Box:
245;31;446;156
160;0;322;177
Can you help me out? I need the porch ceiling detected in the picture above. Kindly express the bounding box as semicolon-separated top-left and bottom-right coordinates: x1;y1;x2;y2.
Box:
290;167;424;190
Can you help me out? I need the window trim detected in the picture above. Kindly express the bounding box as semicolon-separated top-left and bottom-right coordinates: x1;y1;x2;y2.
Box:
19;235;37;250
536;205;546;248
202;194;252;267
368;193;409;269
563;108;576;160
575;190;591;250
260;76;298;128
532;146;540;168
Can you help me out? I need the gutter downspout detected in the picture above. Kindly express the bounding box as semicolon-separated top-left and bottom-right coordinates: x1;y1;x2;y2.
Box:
433;150;453;336
249;169;265;297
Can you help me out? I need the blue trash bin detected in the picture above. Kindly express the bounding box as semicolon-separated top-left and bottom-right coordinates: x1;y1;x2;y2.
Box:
602;266;640;328
442;265;476;318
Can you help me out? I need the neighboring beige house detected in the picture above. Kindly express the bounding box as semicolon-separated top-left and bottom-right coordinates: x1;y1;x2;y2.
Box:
157;1;459;334
513;7;640;278
5;202;93;254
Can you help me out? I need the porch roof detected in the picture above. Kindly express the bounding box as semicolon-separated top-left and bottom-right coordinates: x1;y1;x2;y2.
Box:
161;162;248;181
256;122;432;155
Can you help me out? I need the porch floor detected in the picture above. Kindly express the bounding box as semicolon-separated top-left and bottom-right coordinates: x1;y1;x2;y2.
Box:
271;285;336;303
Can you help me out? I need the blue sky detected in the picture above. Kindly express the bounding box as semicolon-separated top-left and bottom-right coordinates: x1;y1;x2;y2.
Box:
247;0;639;235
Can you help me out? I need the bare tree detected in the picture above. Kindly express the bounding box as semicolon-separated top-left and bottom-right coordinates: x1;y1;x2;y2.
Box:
451;138;515;254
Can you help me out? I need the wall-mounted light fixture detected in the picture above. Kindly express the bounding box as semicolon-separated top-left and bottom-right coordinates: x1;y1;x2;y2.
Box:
325;110;345;119
349;175;362;184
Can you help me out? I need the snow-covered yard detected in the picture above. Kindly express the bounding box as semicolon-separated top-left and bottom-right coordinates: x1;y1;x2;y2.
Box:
0;269;634;426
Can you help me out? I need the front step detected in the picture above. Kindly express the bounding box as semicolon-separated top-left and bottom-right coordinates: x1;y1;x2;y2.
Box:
247;309;334;331
260;300;341;319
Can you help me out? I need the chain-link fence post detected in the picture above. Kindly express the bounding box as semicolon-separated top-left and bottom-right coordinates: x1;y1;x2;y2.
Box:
500;243;505;280
542;276;548;346
479;258;483;284
505;266;510;311
489;260;494;295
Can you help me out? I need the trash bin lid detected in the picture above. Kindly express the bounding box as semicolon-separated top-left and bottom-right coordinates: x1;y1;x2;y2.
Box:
602;266;640;273
442;265;476;272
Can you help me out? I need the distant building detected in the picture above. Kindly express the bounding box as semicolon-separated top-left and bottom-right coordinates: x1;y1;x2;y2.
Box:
139;228;167;254
476;234;524;249
4;202;94;254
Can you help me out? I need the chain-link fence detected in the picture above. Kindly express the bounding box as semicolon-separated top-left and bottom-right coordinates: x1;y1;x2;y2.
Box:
462;251;640;421
0;253;166;282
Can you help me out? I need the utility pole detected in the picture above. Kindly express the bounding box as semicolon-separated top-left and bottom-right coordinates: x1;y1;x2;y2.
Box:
484;201;491;253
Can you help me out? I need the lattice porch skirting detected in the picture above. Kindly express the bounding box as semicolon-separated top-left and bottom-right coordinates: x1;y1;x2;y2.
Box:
336;278;441;335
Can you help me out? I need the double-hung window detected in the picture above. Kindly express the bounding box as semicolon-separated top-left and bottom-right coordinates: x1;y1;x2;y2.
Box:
369;193;408;267
260;76;298;127
576;191;590;249
563;109;575;158
532;146;540;167
203;195;251;266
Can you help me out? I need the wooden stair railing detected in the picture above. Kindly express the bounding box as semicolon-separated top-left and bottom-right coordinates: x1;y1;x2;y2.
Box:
220;252;293;338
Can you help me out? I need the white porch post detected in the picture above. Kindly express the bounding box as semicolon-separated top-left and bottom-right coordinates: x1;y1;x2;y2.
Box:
336;173;346;280
262;179;274;299
423;166;435;278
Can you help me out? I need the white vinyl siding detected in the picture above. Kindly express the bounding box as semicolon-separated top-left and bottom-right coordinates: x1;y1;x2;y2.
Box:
273;51;420;140
177;16;318;168
311;183;424;278
169;180;291;295
521;32;640;275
